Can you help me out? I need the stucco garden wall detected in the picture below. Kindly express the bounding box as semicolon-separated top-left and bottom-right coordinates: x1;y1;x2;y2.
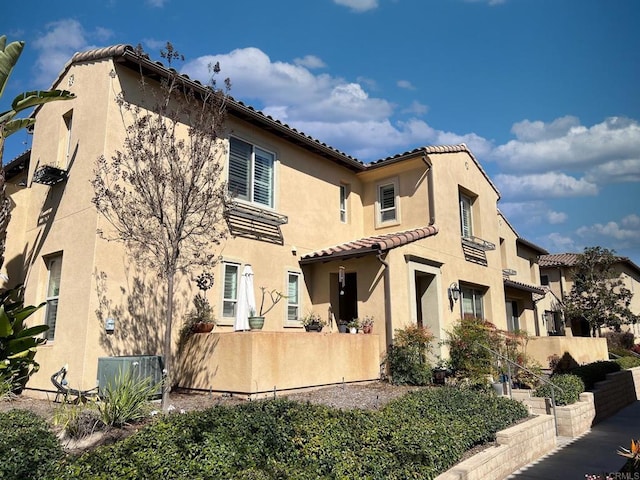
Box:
176;331;381;397
527;336;608;367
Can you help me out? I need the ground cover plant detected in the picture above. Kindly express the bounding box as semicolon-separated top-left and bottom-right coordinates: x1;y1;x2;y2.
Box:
4;386;529;479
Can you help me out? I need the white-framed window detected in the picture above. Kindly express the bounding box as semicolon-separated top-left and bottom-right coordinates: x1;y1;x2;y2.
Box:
228;136;275;208
58;110;73;168
44;254;63;341
461;285;484;319
376;178;399;226
460;192;473;238
339;184;348;223
222;262;240;321
287;272;301;322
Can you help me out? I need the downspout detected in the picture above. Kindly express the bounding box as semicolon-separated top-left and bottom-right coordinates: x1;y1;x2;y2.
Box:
377;249;393;347
422;154;436;226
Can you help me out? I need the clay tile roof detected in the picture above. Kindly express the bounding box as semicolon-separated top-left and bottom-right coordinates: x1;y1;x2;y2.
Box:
300;225;439;264
503;278;545;295
539;253;580;268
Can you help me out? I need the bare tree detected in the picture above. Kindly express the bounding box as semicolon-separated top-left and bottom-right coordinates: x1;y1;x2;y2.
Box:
91;44;229;410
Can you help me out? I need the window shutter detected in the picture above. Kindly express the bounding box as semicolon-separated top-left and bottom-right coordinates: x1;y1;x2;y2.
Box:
229;138;251;201
460;195;472;237
379;184;396;222
253;148;274;207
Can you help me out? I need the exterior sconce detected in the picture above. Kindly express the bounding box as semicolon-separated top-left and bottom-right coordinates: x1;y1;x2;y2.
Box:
339;266;346;295
448;283;461;302
105;317;115;334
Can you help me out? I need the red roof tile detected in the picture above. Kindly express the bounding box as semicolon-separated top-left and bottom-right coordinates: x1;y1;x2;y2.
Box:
300;225;438;264
503;278;545;295
539;253;581;267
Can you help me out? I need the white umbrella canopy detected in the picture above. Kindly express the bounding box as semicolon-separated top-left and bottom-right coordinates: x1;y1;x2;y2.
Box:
234;265;256;331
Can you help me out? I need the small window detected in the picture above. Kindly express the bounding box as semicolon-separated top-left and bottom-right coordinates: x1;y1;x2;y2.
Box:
287;272;300;322
460;285;484;319
45;254;63;341
541;275;549;286
228;137;275;208
222;263;240;319
377;179;398;226
339;184;348;223
460;193;473;238
58;110;73;168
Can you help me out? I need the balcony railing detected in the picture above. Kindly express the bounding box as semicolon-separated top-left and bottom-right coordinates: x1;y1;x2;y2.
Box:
32;165;68;186
462;235;496;251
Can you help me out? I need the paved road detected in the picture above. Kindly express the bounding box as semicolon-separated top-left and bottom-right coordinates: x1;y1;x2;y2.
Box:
507;401;640;479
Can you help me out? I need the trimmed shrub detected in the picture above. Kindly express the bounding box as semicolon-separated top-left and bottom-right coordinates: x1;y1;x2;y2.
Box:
535;374;585;405
604;331;635;350
48;387;529;479
615;356;640;370
570;361;621;391
0;409;62;480
386;325;434;385
446;316;501;384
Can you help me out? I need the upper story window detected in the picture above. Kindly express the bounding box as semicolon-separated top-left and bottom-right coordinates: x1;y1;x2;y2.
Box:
44;254;63;341
459;192;473;238
339;184;348;223
541;275;549;286
58;110;73;168
222;262;240;321
228;137;275;208
376;178;399;226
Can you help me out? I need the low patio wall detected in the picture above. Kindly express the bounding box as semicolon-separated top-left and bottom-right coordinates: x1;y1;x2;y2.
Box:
435;414;556;480
176;331;381;398
527;336;608;367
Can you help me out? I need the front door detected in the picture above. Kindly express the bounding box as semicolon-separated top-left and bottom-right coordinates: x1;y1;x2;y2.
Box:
330;272;358;324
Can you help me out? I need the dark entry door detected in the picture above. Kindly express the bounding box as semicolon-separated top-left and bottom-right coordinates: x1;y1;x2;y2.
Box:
338;272;358;323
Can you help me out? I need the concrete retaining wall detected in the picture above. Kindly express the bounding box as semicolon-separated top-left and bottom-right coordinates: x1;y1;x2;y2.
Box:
435;415;557;480
592;367;640;424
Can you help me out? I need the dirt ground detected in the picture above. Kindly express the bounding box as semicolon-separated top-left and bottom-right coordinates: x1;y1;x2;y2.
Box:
0;381;421;421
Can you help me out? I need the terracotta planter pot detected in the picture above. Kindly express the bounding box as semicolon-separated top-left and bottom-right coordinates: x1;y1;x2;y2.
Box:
192;322;214;333
362;325;373;334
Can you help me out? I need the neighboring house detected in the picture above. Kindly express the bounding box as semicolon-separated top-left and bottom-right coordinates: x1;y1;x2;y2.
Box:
2;44;584;396
539;253;640;337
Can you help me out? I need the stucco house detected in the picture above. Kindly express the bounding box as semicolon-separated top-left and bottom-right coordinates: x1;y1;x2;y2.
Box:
539;253;640;338
3;44;605;397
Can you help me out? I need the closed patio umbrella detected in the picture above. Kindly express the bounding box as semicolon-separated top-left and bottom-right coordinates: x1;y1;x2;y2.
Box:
234;265;256;331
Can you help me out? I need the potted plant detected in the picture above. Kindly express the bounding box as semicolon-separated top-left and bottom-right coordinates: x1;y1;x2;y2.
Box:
301;312;326;332
337;319;349;333
347;319;360;334
360;316;374;334
248;287;286;330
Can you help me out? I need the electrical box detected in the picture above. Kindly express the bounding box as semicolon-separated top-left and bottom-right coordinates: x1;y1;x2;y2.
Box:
97;355;164;399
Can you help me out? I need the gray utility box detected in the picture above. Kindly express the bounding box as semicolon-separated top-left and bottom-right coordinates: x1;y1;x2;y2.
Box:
97;355;164;399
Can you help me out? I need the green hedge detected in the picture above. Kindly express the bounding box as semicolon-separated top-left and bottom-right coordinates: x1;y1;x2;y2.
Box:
45;387;528;479
0;409;62;480
535;374;585;406
570;361;621;390
615;356;640;370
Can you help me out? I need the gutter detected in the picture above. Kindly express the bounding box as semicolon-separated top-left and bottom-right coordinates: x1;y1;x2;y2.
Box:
377;250;393;348
422;154;436;226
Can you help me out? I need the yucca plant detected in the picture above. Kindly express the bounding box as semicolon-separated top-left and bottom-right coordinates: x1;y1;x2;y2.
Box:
95;367;159;427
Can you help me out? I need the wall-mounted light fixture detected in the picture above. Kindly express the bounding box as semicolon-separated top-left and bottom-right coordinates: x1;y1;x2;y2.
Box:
448;282;461;302
339;266;346;295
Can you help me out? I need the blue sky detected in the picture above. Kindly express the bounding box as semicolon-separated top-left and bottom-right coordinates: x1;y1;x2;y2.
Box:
3;0;640;265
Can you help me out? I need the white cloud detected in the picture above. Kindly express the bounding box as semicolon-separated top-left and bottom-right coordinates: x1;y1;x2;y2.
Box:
464;0;507;5
397;80;415;90
146;0;168;7
543;232;579;252
333;0;379;12
492;117;640;178
293;55;326;69
182;47;494;159
494;172;598;200
143;38;168;52
547;210;568;225
402;101;429;116
577;216;640;243
622;214;640;229
32;19;113;86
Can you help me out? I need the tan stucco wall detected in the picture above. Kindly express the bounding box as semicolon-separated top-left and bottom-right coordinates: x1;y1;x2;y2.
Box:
176;331;380;397
527;336;608;367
